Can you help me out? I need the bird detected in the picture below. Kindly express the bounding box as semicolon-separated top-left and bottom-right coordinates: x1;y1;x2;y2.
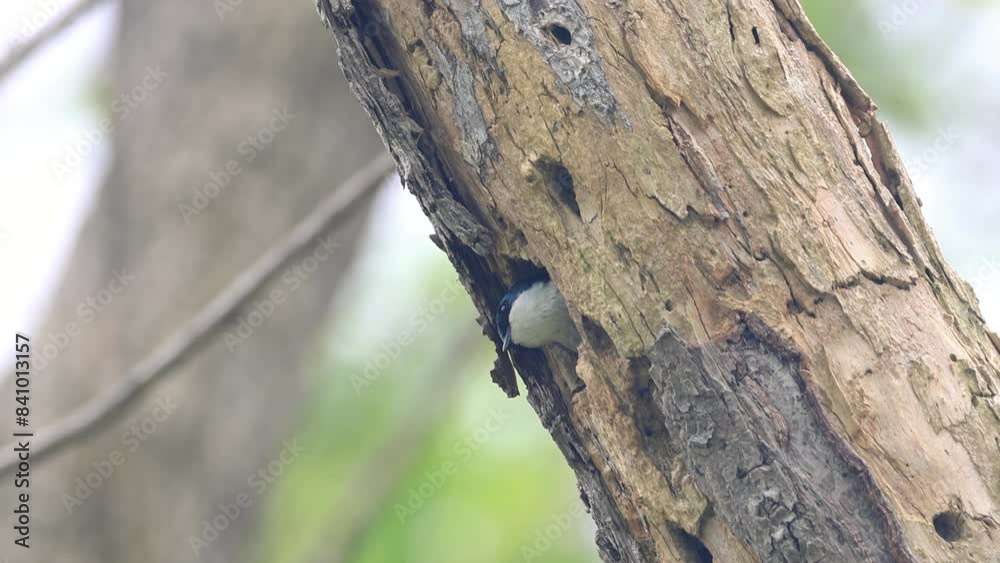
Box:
495;276;581;352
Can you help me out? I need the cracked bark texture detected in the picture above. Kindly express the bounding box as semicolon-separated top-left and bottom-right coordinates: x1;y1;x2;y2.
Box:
319;0;1000;561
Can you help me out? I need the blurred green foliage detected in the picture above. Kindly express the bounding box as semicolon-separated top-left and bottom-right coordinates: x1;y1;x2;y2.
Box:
254;215;597;562
801;0;929;126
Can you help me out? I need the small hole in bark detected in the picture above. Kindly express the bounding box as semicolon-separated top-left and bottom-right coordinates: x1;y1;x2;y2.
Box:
506;260;549;287
581;315;615;354
933;510;964;542
545;23;573;45
752;26;761;44
949;353;958;362
614;242;634;266
537;159;581;217
787;298;804;315
420;0;435;16
665;299;675;312
675;528;714;562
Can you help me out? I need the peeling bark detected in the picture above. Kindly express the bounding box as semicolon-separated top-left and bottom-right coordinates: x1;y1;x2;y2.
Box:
319;0;1000;561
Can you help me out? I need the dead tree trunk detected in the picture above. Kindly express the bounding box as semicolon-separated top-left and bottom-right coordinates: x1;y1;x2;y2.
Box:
319;1;1000;561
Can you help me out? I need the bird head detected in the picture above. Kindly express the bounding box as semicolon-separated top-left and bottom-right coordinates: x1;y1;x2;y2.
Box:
495;278;541;352
497;275;576;352
495;290;517;352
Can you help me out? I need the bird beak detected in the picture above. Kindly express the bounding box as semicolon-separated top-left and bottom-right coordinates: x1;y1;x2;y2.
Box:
501;328;512;352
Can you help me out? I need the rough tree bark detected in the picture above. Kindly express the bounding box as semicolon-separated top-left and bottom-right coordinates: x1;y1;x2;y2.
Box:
319;0;999;561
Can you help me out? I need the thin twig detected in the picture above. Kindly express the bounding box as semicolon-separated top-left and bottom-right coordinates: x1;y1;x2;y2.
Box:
0;154;397;477
0;0;107;82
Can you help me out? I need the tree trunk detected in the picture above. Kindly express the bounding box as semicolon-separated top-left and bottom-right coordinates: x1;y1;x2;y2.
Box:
319;0;1000;561
0;2;384;561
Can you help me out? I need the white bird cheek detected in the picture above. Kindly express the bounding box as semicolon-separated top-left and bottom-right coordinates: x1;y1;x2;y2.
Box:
509;308;543;347
508;282;568;348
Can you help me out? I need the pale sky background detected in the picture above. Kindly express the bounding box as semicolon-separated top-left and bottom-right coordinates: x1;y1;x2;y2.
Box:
1;0;997;345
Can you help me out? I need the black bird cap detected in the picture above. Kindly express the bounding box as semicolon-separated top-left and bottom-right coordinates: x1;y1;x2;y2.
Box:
495;273;550;352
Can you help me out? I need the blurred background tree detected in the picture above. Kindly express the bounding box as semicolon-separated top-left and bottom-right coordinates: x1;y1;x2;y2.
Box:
0;1;997;562
0;1;388;562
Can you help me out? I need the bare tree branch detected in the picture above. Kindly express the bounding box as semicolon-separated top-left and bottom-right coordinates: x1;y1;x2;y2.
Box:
0;153;396;477
0;0;107;82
